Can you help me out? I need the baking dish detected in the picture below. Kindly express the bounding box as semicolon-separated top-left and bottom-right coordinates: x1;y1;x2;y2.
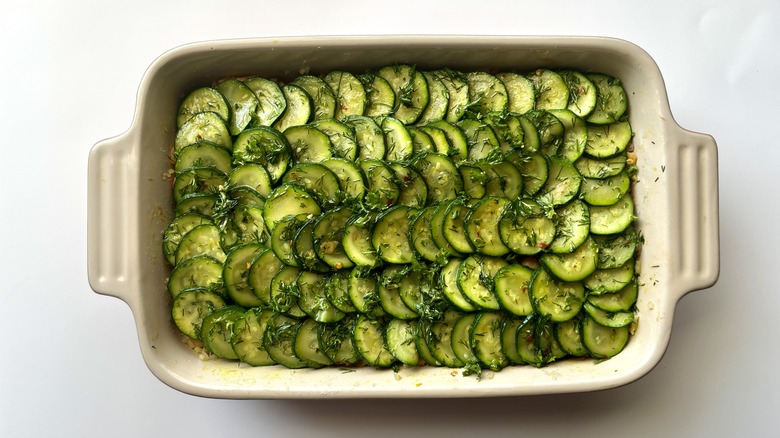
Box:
87;35;719;398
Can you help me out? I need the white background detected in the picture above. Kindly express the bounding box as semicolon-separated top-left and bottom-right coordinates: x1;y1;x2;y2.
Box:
2;1;778;436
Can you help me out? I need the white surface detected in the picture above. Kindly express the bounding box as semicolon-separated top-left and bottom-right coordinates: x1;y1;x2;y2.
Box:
0;0;776;436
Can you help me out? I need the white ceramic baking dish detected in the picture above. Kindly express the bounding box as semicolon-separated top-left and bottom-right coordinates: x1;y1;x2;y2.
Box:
87;35;719;399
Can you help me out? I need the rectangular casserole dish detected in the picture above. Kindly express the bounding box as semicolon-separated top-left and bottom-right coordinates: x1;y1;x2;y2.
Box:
87;35;719;398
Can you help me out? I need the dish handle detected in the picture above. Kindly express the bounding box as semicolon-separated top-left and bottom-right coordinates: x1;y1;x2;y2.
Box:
668;127;720;300
87;133;138;305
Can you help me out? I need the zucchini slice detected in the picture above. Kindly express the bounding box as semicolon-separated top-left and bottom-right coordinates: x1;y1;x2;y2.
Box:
529;268;586;322
244;76;286;127
324;71;367;119
215;78;259;135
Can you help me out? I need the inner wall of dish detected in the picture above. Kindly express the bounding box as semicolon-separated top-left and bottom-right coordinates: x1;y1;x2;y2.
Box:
134;38;673;379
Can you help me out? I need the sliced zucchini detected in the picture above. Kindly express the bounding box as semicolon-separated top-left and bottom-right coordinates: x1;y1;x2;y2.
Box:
493;263;535;316
353;315;397;368
344;115;386;160
410;206;443;263
293;318;333;367
231;308;275;366
273;83;312;132
176;87;229;128
268;265;303;316
298;271;345;323
593;226;640;269
293;218;331;273
548;199;590;254
324;270;357;313
348;267;384;317
313;207;354;270
376;64;429;125
580;171;631;206
419;125;452;157
342;213;380;267
457;254;508;310
589;193;635;235
587;278;638;312
244;76;287;127
538;156;582;207
380;116;414;161
228;163;273;198
465;196;512;257
222;243;265;307
378;266;419;320
554;316;589;357
171;288;226;340
220;204;268;250
417;71;449;124
324;71;367;120
557;70;597;118
408;127;436;153
232;126;291;182
372;205;416;264
174;193;217;217
282;162;341;207
263;183;321;236
431;68;470;123
506;150;547;197
167;255;224;298
499;198;556;255
584;259;635;294
495;72;535;115
175;223;225;264
247;248;285;307
471;312;509;371
442;200;476;254
440;258;477;312
200;305;245;360
581;315;630;358
585;121;633;158
162;213;212;266
410;152;463;204
528;69;569;110
451;313;479;366
500;317;525;365
359;159;400;210
481;160;524;200
526;109;564;156
269;214;305;267
575;154;627;179
172;167;226;204
174;112;232;155
291;75;337;120
319;316;362;366
361;72;396;118
547;108;588;162
310;118;359;161
466;71;509;115
458;164;487;199
540;236;599;282
457;118;501;162
430;200;463;258
529;268;586;322
321;157;367;202
264;313;308;369
215;78;259;135
389;162;427;209
426;120;469;161
386;319;420;366
427;309;465;367
586;73;628;125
